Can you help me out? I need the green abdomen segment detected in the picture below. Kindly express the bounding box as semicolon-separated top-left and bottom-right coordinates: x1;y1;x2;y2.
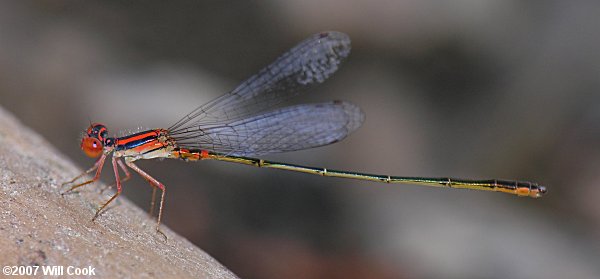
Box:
173;149;546;198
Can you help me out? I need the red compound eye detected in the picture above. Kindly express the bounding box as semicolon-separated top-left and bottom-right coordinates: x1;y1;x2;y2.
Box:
81;137;103;158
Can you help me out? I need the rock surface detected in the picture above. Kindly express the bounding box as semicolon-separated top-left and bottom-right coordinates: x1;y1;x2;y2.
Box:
0;106;238;278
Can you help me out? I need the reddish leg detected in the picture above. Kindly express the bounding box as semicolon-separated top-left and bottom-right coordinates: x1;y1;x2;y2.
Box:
92;156;123;221
99;158;131;194
62;153;108;194
125;160;167;240
149;186;157;217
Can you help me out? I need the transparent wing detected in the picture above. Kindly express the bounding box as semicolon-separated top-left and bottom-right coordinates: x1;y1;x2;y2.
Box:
168;31;351;133
171;101;364;156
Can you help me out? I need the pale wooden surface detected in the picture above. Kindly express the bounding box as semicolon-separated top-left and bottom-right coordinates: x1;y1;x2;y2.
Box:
0;106;238;279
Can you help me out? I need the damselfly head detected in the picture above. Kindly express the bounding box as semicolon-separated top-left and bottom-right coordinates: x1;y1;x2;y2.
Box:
81;123;108;158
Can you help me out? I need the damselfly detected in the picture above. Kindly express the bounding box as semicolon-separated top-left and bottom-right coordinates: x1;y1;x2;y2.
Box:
63;31;546;237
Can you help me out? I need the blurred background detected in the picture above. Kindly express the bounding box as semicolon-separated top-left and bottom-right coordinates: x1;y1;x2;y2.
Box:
1;1;599;278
